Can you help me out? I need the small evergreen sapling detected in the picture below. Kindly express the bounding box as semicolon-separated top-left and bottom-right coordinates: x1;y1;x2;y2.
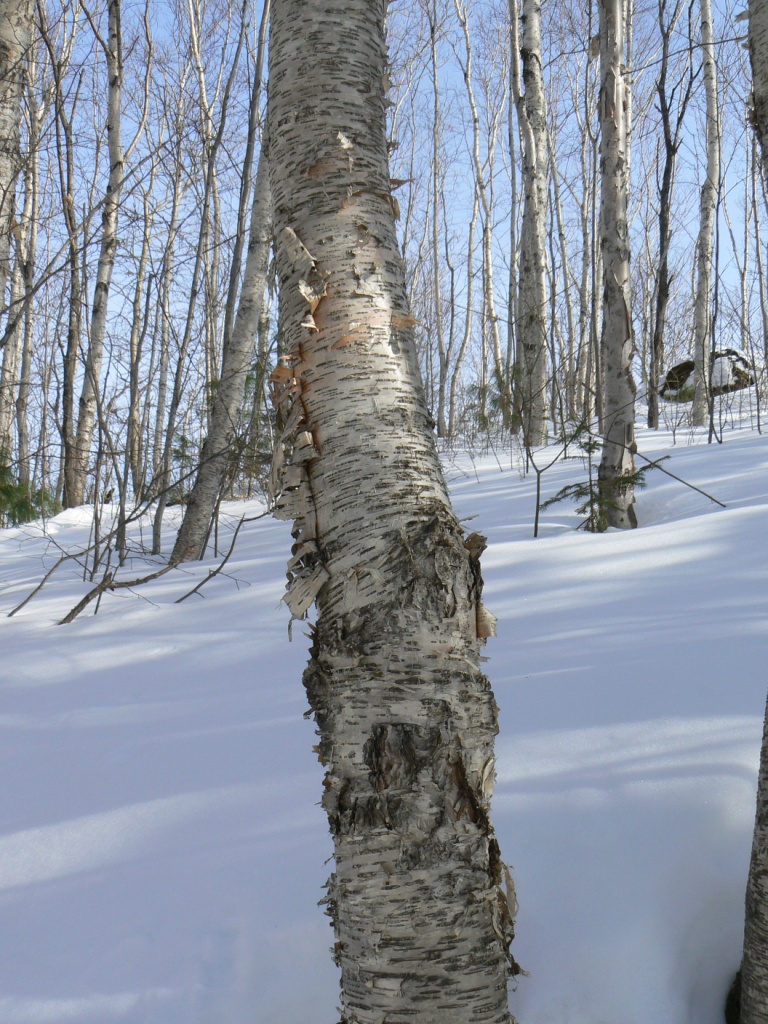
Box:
538;427;663;532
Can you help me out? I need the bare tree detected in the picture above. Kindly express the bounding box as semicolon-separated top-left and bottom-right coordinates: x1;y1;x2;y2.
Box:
510;0;548;446
597;0;637;529
691;0;719;428
646;0;695;430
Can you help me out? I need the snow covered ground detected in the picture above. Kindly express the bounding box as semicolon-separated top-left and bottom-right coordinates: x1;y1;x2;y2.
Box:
0;421;766;1024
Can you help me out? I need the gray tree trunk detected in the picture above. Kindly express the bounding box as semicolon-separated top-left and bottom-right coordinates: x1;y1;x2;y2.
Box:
171;149;271;564
691;0;719;428
597;0;637;529
268;0;516;1018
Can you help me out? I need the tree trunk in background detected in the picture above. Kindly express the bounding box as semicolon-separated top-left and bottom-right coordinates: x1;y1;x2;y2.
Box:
0;0;31;334
511;0;549;446
69;0;125;506
737;10;768;1023
171;149;271;564
268;0;516;1017
598;0;637;529
692;0;719;428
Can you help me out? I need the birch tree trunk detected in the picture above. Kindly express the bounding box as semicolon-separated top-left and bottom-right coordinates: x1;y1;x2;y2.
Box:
0;0;31;327
597;0;637;529
751;0;768;184
511;0;548;447
737;10;768;1022
171;148;271;564
268;0;516;1017
691;0;719;428
741;694;768;1024
69;0;125;506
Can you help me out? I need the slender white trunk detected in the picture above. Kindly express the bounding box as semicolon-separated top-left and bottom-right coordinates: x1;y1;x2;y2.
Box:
692;0;719;427
71;0;125;505
598;0;637;529
510;0;548;446
547;129;576;419
455;0;509;424
268;0;516;1017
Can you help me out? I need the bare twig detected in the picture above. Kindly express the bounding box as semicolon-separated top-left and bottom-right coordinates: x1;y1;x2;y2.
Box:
175;510;269;603
634;449;727;508
58;563;175;625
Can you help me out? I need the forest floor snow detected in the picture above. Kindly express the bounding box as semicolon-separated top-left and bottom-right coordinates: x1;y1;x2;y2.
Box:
0;421;766;1023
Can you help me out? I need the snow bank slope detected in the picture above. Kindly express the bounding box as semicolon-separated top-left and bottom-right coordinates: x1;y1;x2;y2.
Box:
0;426;765;1024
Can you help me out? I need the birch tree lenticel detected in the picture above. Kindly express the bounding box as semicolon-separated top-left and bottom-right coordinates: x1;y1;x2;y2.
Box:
267;0;517;1018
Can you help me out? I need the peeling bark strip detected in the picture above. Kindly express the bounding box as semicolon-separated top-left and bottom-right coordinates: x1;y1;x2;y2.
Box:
268;0;515;1019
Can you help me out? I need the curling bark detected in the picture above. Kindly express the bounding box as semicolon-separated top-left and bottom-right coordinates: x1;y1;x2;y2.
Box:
268;0;516;1018
597;0;637;529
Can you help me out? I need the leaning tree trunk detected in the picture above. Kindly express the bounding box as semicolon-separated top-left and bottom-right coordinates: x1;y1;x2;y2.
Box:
597;0;637;530
736;10;768;1024
0;0;31;331
69;0;124;506
267;0;516;1019
171;149;272;564
511;0;549;447
691;0;719;428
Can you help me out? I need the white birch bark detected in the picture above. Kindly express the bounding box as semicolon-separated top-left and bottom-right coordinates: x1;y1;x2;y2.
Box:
171;149;272;564
739;9;768;1022
0;0;31;326
268;0;516;1017
741;695;768;1024
750;0;768;182
597;0;637;529
70;0;124;506
510;0;548;446
691;0;719;428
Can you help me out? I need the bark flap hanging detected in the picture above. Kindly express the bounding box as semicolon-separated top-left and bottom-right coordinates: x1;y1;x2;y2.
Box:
268;231;330;622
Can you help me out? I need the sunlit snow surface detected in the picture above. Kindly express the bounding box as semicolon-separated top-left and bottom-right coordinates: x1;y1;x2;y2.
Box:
1;423;766;1023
